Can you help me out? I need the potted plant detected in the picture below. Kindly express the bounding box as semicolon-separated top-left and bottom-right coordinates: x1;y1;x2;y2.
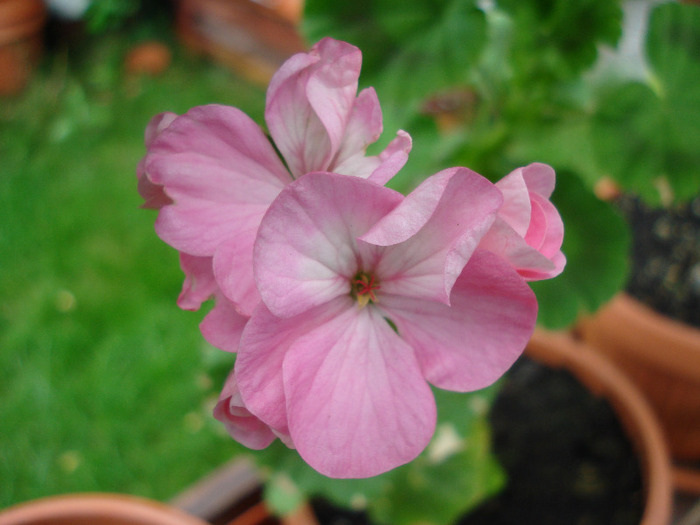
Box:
578;195;700;494
165;330;673;525
0;0;47;96
299;0;700;497
133;7;675;519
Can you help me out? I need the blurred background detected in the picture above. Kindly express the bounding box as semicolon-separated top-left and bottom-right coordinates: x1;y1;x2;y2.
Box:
1;0;699;519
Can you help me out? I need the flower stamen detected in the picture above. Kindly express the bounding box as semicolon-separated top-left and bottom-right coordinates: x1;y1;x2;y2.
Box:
351;272;380;308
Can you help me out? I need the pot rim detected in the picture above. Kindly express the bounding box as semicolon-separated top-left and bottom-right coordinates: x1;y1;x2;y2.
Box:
582;292;700;382
0;493;209;525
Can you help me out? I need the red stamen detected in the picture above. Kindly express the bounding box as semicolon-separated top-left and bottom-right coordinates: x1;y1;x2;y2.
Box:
352;273;380;306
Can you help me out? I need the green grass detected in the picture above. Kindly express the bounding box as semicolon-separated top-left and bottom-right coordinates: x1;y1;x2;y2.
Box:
0;27;267;507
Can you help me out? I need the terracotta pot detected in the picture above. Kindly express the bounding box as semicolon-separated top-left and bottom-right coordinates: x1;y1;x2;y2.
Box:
175;0;306;85
578;293;700;493
0;0;46;95
526;329;674;525
0;493;209;525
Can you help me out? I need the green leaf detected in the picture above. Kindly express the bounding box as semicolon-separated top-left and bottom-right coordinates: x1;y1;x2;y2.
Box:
531;172;630;328
587;2;700;204
646;2;700;88
495;0;623;80
303;0;487;131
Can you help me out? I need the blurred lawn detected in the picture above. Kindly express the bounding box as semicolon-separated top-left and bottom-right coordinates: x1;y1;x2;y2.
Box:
0;26;267;507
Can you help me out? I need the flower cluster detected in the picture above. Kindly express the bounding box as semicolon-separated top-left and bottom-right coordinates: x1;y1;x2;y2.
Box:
138;38;565;479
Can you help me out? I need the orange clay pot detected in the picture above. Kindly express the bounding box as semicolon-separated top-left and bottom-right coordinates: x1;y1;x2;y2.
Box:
0;493;209;525
578;293;700;494
526;329;674;525
0;0;46;96
175;0;306;85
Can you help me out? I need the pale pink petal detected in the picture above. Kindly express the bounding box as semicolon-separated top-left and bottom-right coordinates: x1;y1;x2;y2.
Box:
480;163;564;281
145;105;290;255
214;370;277;450
495;168;531;237
522;162;556;198
137;168;172;210
254;173;402;318
144;112;177;147
478;217;557;278
235;299;350;434
199;294;248;352
266;38;360;177
283;305;436;478
177;253;217;310
526;193;564;258
362;168;502;305
137;112;177;209
366;130;412;186
382;250;537;392
330;87;383;177
213;229;260;316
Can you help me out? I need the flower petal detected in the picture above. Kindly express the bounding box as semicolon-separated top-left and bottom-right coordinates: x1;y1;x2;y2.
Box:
213;229;260;316
362;168;502;305
522;162;556;199
254;173;402;318
177;253;217;310
480;163;565;281
266;38;361;177
235;299;350;434
137;112;178;209
283;305;436;478
214;370;278;449
495;167;531;237
382;250;537;392
331;87;383;173
145;104;290;255
199;294;249;352
366;130;412;186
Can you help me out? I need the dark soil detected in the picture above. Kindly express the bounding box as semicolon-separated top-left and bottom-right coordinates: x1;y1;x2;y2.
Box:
311;356;644;525
458;357;644;525
617;193;700;328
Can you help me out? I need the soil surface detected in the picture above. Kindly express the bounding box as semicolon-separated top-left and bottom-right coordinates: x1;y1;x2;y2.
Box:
312;356;644;525
458;357;644;525
617;193;700;328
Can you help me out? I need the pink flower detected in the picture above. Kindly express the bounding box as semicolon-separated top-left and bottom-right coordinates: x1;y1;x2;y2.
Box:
138;38;411;317
177;254;247;352
479;163;565;281
214;370;288;450
231;170;538;478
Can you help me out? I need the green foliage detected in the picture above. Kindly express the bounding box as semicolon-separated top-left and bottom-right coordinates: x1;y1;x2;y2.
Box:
0;30;266;507
304;0;487;132
85;0;141;33
530;173;630;328
302;0;700;333
496;0;623;81
592;2;700;203
260;387;504;525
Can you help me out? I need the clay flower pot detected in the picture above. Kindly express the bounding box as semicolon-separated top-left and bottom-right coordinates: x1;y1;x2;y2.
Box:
0;0;46;96
175;0;306;85
578;293;700;493
526;329;674;525
0;493;209;525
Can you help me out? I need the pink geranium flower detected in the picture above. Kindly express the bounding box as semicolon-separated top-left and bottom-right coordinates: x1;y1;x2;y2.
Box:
479;163;566;280
137;38;412;325
227;170;539;478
